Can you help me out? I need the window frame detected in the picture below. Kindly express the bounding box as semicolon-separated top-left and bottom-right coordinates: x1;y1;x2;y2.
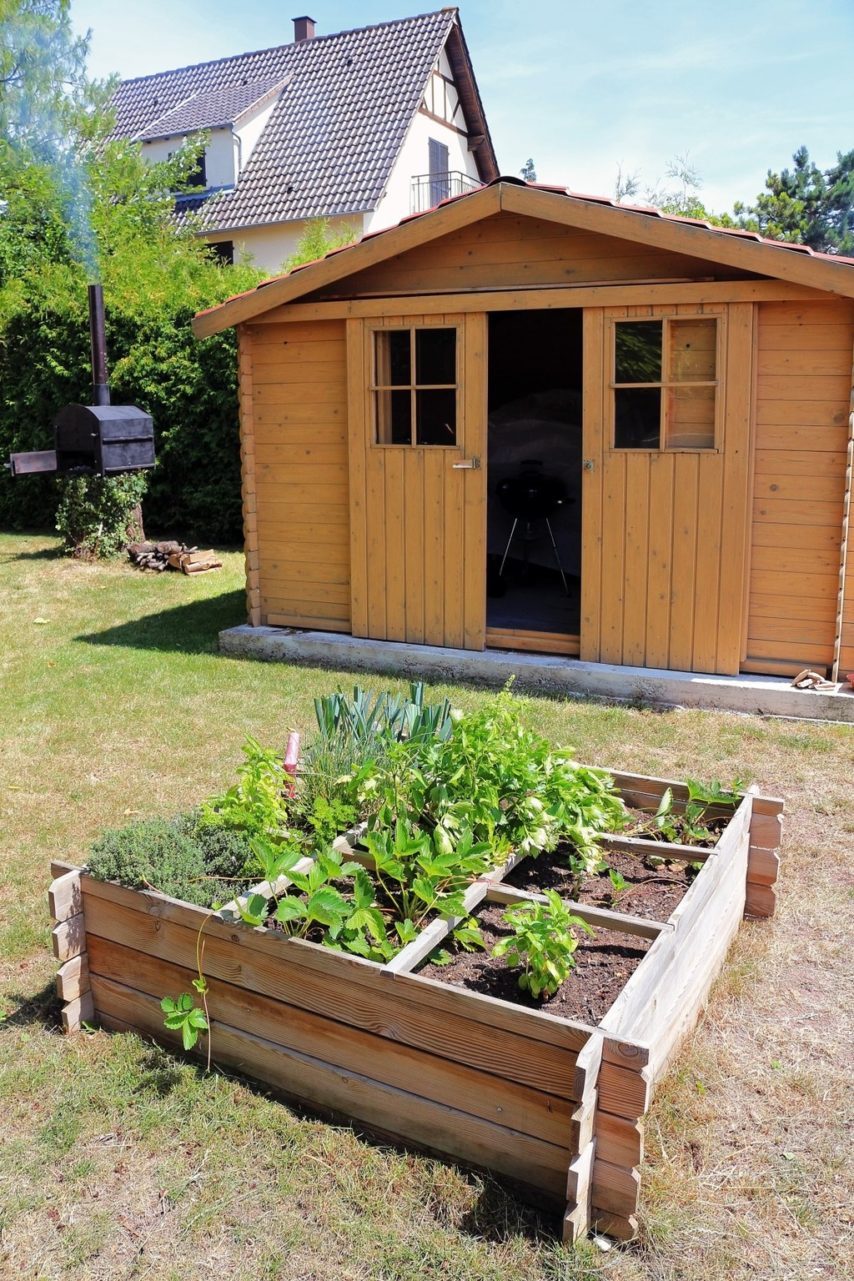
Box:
609;313;724;453
368;320;462;449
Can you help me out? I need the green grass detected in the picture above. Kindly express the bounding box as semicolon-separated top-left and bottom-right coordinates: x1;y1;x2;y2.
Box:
0;532;851;1280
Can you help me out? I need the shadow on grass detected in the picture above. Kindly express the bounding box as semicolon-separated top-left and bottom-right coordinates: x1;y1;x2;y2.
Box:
76;589;246;655
2;981;62;1030
110;1028;560;1246
0;543;63;563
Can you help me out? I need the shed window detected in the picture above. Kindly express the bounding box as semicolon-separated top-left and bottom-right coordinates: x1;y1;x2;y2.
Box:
372;327;458;446
612;317;718;450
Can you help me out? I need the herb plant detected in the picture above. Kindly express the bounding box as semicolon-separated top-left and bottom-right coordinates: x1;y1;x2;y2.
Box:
87;816;251;908
200;736;292;840
494;891;594;999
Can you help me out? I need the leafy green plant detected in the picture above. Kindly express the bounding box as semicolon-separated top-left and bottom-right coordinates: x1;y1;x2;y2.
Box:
635;778;743;846
354;691;626;875
160;992;209;1050
364;819;492;938
607;867;629;902
235;843;394;962
302;793;360;847
54;471;149;559
161;912;212;1064
200;737;291;841
494;891;594;999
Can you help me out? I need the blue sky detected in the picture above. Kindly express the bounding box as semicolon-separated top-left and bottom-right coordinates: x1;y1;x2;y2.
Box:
71;0;853;212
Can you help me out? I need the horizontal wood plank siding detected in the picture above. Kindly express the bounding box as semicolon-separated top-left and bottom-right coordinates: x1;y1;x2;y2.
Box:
80;878;586;1203
247;320;351;630
311;213;755;300
746;300;854;672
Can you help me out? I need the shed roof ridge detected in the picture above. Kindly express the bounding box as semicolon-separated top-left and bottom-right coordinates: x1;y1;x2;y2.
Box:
192;177;854;333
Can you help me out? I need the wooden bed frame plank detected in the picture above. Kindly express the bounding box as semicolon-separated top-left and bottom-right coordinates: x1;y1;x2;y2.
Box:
92;977;571;1201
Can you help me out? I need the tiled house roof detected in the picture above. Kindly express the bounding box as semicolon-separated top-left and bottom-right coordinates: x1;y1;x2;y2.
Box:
137;77;289;140
108;9;497;234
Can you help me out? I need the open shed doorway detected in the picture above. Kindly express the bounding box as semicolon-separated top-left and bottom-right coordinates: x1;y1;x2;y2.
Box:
486;309;583;654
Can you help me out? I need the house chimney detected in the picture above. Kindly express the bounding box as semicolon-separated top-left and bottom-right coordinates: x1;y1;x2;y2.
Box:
293;15;316;41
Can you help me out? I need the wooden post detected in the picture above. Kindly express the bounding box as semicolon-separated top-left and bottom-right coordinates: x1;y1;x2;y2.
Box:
238;325;262;626
49;868;93;1033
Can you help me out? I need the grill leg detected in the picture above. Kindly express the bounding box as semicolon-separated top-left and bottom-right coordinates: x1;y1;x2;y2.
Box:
498;519;519;578
545;518;569;595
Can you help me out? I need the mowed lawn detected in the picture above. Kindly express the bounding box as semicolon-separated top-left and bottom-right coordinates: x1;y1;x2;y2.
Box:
0;531;851;1281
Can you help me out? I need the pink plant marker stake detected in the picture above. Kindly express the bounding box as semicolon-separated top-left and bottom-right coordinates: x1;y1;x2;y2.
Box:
284;731;300;797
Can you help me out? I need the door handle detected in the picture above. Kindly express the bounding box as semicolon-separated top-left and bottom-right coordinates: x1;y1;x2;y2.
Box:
452;457;481;470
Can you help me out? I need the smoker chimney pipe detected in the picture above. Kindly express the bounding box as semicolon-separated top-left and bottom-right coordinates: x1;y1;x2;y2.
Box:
88;283;110;406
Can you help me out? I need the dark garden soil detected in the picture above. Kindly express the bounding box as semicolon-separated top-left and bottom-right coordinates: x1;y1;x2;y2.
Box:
505;845;696;922
418;902;651;1025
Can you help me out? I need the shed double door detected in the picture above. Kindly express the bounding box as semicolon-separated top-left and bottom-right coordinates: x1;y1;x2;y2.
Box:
580;303;755;675
346;314;487;648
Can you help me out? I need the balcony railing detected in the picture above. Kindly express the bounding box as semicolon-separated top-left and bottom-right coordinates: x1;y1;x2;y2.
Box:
410;171;481;214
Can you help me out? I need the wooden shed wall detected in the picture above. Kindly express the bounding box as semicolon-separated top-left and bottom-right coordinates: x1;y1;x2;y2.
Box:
242;319;351;631
310;212;755;299
745;300;854;673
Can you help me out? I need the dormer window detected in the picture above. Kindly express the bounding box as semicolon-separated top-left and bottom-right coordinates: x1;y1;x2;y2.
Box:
187;153;207;189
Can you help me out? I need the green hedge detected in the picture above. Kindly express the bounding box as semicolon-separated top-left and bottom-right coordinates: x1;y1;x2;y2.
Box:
0;264;260;542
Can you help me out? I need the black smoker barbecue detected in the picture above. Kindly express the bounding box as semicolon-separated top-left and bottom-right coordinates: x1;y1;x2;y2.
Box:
7;285;155;479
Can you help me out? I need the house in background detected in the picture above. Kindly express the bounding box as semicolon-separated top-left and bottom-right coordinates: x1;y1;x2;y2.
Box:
108;9;497;273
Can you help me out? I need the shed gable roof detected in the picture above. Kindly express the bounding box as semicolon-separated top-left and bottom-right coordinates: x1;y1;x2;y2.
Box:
193;179;854;336
109;10;497;233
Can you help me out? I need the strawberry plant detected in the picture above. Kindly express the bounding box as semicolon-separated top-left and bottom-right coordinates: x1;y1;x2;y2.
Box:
160;992;209;1050
364;820;492;936
633;778;743;847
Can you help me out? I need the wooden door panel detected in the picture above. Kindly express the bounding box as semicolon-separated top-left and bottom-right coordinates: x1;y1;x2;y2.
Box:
347;314;486;649
581;304;753;675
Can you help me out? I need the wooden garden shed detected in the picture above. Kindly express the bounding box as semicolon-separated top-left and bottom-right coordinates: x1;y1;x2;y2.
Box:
194;179;854;681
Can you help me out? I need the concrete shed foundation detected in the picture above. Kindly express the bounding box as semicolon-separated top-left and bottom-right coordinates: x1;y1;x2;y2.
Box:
219;625;854;723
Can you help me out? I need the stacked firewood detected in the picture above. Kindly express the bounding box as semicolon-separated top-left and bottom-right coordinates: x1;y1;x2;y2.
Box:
127;541;222;574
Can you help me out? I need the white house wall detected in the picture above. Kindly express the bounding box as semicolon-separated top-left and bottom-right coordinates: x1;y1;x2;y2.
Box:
234;94;281;174
209;213;364;275
142;126;235;188
365;42;480;236
366;108;478;233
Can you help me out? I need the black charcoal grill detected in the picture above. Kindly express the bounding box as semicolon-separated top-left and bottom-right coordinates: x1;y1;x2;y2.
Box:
496;460;571;595
7;285;155;479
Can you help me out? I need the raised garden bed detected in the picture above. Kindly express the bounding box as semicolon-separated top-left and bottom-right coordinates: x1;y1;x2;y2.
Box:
49;767;783;1244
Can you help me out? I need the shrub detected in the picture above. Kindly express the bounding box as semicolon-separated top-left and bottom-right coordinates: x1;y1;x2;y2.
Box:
177;810;256;881
87;815;253;907
54;470;148;558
